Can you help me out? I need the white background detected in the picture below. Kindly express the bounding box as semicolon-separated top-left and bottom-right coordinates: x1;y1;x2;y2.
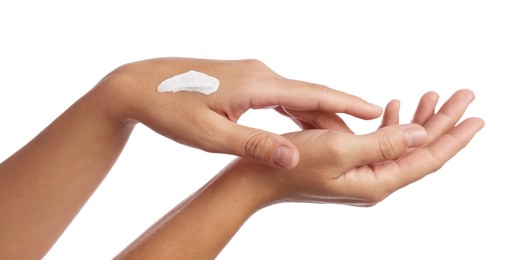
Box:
1;1;528;259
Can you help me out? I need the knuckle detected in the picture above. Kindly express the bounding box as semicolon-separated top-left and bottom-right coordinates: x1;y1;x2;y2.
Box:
377;136;399;161
323;133;349;161
242;58;265;66
237;59;276;79
365;188;390;204
311;83;331;93
360;183;393;204
429;157;446;173
309;84;331;110
240;59;270;72
425;149;447;174
243;132;274;161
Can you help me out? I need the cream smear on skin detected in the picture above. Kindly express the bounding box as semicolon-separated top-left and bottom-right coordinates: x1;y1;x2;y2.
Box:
157;70;220;95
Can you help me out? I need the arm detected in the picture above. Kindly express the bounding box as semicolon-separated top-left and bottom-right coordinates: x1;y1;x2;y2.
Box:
0;57;379;258
116;90;484;259
0;85;133;259
115;161;276;259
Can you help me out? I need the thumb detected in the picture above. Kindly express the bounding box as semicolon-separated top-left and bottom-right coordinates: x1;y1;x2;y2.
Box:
356;124;427;164
206;115;300;169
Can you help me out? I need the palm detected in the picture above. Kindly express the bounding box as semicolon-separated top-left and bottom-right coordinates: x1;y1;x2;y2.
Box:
294;90;483;206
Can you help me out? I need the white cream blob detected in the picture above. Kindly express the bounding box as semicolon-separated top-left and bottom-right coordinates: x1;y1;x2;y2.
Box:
157;70;220;95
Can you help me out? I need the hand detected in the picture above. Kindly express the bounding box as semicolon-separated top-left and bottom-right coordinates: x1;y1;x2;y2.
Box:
114;90;483;259
99;58;382;168
238;89;484;206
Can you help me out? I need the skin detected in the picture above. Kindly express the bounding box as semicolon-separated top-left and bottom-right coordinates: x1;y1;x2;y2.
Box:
104;58;383;168
0;58;384;259
116;90;484;259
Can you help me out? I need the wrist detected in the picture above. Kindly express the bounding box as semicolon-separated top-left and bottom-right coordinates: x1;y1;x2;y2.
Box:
91;68;142;130
221;158;287;211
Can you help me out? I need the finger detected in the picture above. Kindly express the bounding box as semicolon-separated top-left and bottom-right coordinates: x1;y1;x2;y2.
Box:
274;107;319;130
388;117;484;190
202;112;300;169
281;108;353;133
274;106;289;117
411;91;439;125
350;124;427;165
423;89;475;144
259;78;383;120
296;121;319;130
379;99;400;129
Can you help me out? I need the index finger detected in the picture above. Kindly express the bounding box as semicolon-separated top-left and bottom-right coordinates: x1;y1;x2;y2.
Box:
259;78;383;120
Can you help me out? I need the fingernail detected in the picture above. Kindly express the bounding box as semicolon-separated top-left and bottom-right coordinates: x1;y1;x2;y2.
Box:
404;127;427;147
273;146;295;168
369;103;383;111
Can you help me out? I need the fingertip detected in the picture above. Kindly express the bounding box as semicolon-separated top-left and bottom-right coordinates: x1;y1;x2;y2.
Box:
380;99;401;128
455;89;475;102
422;91;440;102
463;117;486;131
387;99;400;109
426;90;439;96
369;102;383;113
457;88;475;95
272;145;299;169
478;118;485;129
354;102;383;120
403;125;427;148
472;117;485;126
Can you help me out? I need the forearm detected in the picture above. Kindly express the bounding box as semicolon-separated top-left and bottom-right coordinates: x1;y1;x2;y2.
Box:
0;85;134;259
116;159;279;259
